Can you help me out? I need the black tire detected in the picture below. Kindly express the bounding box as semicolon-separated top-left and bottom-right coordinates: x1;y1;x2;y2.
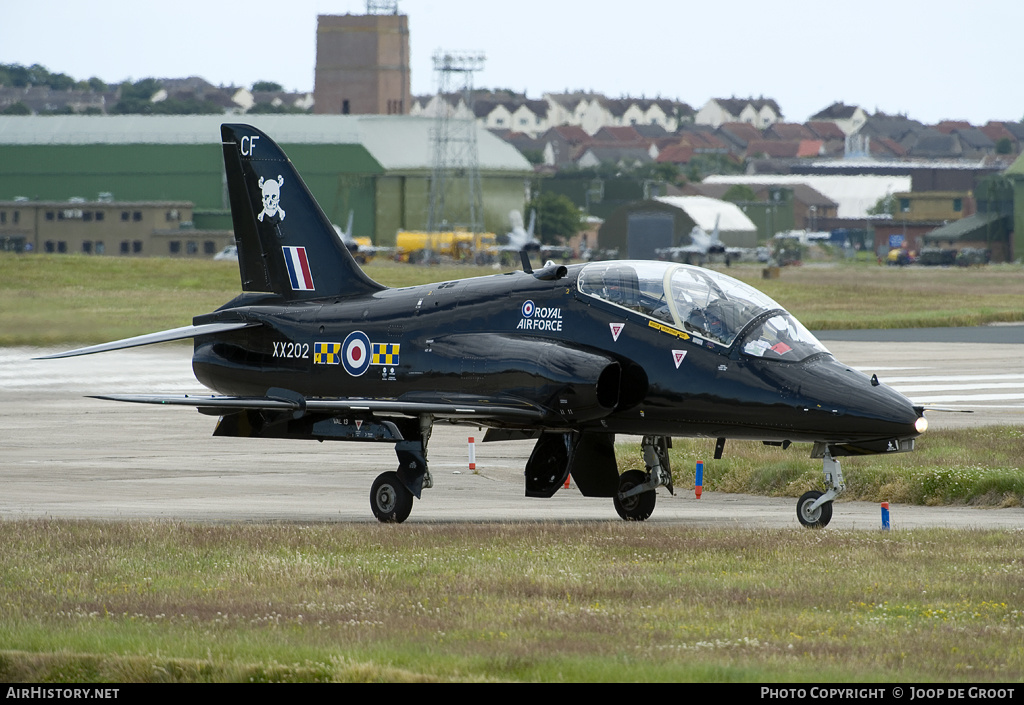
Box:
370;471;414;523
613;469;656;521
796;490;833;528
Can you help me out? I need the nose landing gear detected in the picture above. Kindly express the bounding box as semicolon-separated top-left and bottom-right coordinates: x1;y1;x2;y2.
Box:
796;446;845;528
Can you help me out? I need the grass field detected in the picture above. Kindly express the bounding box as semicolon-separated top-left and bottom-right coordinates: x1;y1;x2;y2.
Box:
1;521;1022;683
2;254;1023;346
2;254;1023;682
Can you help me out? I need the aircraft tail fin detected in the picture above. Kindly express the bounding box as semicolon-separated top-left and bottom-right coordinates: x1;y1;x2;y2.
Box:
343;210;354;241
220;124;385;300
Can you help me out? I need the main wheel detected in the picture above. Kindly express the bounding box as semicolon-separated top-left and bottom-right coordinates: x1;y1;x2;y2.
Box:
613;469;656;521
796;490;833;528
370;471;414;523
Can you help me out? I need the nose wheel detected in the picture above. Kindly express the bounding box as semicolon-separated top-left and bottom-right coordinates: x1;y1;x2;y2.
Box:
795;447;844;528
796;490;833;528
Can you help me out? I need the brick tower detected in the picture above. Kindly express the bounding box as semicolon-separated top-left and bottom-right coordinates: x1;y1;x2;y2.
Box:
313;4;411;116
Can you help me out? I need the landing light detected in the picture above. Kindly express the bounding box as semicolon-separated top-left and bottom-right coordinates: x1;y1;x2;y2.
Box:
915;416;929;434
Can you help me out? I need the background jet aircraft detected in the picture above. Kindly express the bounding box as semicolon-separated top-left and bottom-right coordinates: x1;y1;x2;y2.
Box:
657;215;744;265
497;210;572;264
502;209;539;252
333;210;387;264
43;124;929;525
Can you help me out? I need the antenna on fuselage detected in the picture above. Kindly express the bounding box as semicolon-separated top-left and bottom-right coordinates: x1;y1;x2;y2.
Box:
520;250;533;274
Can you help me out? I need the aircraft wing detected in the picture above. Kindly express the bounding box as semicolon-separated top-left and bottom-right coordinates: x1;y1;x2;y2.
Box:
90;392;547;422
35;322;258;360
656;245;704;256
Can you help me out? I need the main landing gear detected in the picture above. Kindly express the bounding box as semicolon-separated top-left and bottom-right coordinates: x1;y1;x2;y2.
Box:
369;416;433;524
614;435;674;521
370;471;414;523
796;446;845;528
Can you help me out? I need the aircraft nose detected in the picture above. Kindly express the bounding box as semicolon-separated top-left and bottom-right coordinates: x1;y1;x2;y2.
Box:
786;357;925;442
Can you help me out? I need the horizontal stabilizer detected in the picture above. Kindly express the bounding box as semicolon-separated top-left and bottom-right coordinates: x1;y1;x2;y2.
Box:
35;322;257;360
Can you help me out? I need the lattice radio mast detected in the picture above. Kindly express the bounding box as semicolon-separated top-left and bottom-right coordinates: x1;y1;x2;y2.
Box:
366;0;399;14
427;50;486;234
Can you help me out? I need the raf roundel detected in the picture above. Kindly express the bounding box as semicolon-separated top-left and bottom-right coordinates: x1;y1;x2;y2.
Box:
522;300;535;318
342;331;372;377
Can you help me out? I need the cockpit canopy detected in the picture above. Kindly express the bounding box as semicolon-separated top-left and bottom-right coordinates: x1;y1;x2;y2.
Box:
578;261;829;362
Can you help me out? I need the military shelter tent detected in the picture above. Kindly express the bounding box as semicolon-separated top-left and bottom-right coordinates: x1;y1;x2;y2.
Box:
923;212;1014;263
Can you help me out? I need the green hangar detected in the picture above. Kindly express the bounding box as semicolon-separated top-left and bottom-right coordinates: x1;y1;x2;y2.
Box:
0;114;533;250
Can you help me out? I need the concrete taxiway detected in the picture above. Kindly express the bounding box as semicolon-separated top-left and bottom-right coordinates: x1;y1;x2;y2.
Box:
1;328;1022;528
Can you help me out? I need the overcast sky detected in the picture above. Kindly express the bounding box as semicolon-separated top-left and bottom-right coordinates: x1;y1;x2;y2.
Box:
2;0;1021;125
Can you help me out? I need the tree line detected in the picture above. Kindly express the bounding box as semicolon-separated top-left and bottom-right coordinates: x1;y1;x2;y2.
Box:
0;63;298;115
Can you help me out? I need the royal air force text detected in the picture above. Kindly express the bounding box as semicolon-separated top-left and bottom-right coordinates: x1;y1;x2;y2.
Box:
517;306;563;332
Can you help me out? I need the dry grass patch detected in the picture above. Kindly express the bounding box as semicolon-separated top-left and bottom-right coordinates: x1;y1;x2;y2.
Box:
1;521;1023;682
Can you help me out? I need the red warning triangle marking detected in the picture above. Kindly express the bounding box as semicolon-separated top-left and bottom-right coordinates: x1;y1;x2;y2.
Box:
672;350;687;368
610;323;624;342
355;420;363;430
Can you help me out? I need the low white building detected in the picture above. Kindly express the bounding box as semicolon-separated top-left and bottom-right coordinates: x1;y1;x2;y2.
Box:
703;174;912;219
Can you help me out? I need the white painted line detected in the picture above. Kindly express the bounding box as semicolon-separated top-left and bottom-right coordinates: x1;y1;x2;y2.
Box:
910;393;1024;404
885;374;1024;384
894;382;1024;393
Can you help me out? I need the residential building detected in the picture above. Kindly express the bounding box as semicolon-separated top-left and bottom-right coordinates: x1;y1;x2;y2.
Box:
576;145;655;170
695;97;782;129
417;91;692;138
715;122;764;155
0;86;112;115
539;125;591;168
808;102;868;136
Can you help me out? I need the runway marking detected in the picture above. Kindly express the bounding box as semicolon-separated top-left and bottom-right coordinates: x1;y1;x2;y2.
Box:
852;366;930;372
884;373;1024;384
908;392;1024;404
894;381;1024;393
864;367;1024;410
0;348;198;393
922;404;1024;410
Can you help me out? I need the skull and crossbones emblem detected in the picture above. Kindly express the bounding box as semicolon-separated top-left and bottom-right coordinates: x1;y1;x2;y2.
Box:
257;175;286;222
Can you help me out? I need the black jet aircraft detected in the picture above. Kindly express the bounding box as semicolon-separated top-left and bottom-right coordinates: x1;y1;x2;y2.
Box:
43;124;929;525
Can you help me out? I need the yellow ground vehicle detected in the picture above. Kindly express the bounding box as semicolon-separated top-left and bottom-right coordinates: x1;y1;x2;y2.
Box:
395;230;497;263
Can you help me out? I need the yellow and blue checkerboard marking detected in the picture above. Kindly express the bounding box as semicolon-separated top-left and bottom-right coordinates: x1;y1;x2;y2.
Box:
314;342;342;365
371;343;400;366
